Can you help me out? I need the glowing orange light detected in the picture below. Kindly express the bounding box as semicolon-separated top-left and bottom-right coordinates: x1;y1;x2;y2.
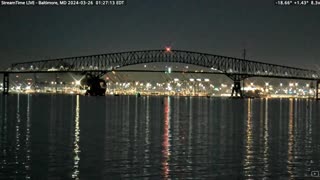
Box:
165;47;171;52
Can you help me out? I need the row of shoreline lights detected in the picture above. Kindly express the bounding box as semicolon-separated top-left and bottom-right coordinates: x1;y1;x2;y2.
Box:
45;79;310;88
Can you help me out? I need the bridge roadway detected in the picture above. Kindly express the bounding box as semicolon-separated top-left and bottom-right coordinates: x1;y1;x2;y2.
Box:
0;49;319;98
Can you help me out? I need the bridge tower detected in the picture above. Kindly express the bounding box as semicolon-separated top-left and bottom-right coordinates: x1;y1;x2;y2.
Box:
227;74;249;98
2;73;9;95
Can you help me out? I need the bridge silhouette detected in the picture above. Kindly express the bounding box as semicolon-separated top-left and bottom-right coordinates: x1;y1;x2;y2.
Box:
1;49;320;98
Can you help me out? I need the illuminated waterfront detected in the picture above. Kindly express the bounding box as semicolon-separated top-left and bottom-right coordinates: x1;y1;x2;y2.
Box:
1;78;316;98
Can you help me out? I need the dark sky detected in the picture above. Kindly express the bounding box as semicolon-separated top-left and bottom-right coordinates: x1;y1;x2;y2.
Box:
1;0;320;70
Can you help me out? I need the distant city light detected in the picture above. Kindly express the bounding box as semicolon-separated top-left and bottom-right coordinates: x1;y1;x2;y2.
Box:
165;47;171;52
174;78;179;82
221;84;227;88
75;80;81;85
280;83;283;86
265;82;269;86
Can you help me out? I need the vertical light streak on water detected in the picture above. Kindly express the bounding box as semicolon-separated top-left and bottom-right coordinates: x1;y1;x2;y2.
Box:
188;97;193;170
244;98;253;177
202;98;208;165
48;95;56;171
15;94;21;175
125;96;130;159
279;99;283;140
287;98;294;177
25;95;31;179
162;97;171;179
143;96;150;175
305;99;313;171
72;95;80;180
145;96;150;146
174;97;180;152
263;98;270;177
0;96;8;170
133;97;138;163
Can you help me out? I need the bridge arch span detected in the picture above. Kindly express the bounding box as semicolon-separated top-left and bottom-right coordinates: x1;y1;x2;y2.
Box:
10;49;319;80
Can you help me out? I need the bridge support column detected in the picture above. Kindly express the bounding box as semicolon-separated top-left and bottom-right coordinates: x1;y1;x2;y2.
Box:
55;73;58;93
82;71;107;96
316;80;320;100
232;80;242;97
226;74;250;98
2;73;9;95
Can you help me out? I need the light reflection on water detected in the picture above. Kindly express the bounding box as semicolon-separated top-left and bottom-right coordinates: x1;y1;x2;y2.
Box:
0;95;320;179
72;95;80;180
161;97;171;179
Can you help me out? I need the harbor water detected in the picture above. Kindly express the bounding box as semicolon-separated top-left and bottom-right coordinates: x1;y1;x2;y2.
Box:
0;94;320;179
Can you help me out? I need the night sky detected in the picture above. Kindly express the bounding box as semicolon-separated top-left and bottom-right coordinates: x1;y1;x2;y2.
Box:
1;0;320;70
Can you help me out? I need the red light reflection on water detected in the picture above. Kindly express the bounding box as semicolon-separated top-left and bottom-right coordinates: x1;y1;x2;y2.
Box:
162;97;171;179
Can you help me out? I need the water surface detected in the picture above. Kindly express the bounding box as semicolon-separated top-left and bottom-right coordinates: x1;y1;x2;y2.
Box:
0;94;320;179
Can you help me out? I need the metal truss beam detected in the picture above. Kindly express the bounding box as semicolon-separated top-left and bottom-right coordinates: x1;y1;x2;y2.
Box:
7;49;319;80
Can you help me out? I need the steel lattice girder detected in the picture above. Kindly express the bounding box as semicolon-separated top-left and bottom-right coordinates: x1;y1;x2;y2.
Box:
9;49;320;80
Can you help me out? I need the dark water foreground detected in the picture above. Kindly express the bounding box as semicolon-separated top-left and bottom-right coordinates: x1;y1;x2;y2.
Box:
0;94;320;179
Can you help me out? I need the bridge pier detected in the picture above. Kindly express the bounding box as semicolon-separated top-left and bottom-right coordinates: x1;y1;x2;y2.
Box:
82;72;107;96
227;74;250;98
231;80;242;97
2;73;9;95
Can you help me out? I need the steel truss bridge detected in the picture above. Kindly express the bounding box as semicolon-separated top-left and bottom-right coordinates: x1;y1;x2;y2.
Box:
1;49;320;98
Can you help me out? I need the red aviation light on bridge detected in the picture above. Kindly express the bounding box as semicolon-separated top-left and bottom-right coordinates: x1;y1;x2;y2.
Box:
165;47;171;52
